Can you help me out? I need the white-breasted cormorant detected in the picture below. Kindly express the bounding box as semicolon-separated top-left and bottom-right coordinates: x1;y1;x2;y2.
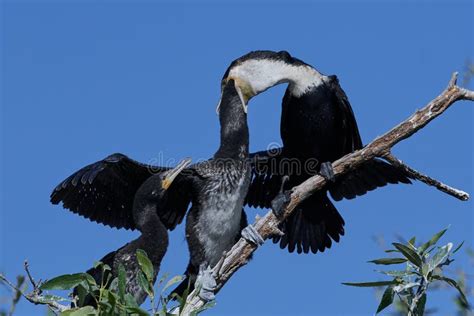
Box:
74;158;191;306
51;79;254;301
219;50;412;254
170;78;252;299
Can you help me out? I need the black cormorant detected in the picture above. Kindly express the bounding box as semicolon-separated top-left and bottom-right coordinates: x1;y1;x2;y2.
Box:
219;50;412;254
74;158;191;306
51;79;254;301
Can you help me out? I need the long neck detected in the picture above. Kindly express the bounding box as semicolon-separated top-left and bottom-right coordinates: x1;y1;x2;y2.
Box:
134;210;168;265
283;65;324;97
214;104;249;160
256;62;325;97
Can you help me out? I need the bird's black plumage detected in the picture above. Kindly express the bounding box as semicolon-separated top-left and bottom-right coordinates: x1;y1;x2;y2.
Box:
74;160;190;306
224;50;412;254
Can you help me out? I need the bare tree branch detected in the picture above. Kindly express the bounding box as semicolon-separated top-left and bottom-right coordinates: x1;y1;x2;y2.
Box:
383;153;469;201
180;72;473;315
0;265;69;313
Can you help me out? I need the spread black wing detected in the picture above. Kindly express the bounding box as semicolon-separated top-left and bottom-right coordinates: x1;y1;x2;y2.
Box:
245;149;283;209
50;153;169;230
326;76;412;200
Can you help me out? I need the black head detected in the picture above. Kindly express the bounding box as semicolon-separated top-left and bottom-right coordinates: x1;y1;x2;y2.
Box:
218;79;247;123
160;158;192;192
133;158;191;228
214;79;249;159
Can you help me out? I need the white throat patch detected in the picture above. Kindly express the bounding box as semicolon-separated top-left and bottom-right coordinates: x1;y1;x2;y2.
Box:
228;59;325;97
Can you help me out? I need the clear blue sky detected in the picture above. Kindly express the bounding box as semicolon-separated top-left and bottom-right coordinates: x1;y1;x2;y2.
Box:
1;1;472;315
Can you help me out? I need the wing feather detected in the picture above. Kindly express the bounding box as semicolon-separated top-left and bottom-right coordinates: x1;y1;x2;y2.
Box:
50;153;169;230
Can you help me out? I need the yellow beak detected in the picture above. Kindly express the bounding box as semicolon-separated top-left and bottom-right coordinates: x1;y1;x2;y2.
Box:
216;77;254;114
161;157;192;190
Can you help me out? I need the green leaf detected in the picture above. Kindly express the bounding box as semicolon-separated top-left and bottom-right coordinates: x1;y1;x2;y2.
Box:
79;277;98;295
124;306;149;316
421;263;430;277
408;236;416;247
377;270;414;278
418;227;448;254
137;272;153;298
124;293;139;308
392;243;423;267
98;296;113;312
369;258;407;265
42;294;68;302
190;300;217;316
40;273;89;290
108;277;118;292
393;282;420;294
83;273;97;287
106;290;119;313
118;264;126;301
453;241;464;254
102;264;112;273
414;294;427;316
13;275;25;304
136;249;154;283
342;280;398;287
156;310;167;316
162;275;186;294
433;276;469;307
376;286;395;314
35;294;69;304
61;306;97;316
428;243;453;271
72;284;88;308
93;261;103;269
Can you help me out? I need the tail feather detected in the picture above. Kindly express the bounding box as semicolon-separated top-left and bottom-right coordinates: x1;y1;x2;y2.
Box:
273;193;345;254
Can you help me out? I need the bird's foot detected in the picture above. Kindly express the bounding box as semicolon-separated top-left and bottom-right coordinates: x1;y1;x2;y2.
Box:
271;175;291;218
271;190;291;218
241;224;264;247
196;265;216;302
320;161;336;182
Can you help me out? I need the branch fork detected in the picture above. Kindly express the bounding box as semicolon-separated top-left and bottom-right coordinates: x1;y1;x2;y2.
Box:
0;261;69;314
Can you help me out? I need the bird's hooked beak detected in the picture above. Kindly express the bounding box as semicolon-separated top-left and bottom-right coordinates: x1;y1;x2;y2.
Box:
161;157;192;190
216;77;254;115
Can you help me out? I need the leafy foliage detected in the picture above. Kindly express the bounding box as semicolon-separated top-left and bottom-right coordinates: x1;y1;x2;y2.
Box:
344;228;471;315
0;250;214;315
